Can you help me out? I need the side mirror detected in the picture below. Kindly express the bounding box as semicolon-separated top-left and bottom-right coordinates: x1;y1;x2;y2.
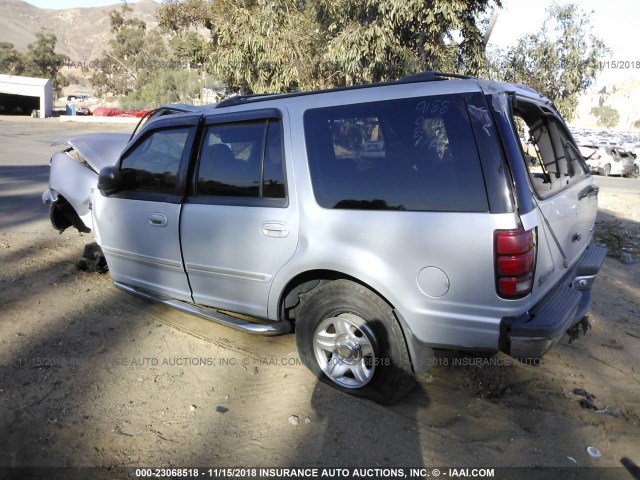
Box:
98;166;123;196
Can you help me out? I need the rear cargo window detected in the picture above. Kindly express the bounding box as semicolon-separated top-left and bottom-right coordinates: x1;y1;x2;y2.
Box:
304;95;489;211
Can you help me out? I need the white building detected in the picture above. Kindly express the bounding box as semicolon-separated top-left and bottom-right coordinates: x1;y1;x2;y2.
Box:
0;74;53;118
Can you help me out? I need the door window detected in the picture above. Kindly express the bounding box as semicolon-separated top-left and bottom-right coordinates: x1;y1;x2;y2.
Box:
196;119;286;203
120;127;192;194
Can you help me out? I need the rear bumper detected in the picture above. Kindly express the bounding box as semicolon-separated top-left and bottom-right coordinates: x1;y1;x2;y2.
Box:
499;243;607;360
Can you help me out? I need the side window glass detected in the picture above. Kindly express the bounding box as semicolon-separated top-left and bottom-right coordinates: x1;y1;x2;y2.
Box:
197;119;286;200
198;121;262;197
304;95;489;212
120;127;190;194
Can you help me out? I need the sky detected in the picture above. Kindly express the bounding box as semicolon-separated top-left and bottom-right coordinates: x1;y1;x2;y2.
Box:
21;0;640;86
23;0;160;8
487;0;640;86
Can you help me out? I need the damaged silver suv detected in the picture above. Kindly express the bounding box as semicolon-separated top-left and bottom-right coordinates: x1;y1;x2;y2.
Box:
43;72;607;403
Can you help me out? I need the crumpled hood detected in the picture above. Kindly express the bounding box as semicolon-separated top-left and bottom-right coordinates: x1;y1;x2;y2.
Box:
53;133;131;172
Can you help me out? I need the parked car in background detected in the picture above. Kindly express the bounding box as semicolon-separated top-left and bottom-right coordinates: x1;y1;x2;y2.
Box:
67;94;90;102
44;72;607;404
580;144;639;178
76;105;91;115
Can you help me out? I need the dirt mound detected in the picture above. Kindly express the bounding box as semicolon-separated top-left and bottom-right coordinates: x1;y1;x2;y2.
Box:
594;219;639;259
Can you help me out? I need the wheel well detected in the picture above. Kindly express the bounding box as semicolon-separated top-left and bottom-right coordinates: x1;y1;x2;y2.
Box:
280;271;418;375
50;195;90;233
279;270;395;325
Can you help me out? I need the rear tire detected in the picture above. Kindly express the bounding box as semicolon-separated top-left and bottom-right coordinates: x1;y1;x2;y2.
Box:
630;165;640;179
296;279;415;404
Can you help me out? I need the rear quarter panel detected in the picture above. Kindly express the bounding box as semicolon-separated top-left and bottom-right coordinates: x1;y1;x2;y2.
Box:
267;88;531;350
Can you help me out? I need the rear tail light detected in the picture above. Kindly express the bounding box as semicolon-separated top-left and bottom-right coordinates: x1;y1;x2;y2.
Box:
495;228;536;298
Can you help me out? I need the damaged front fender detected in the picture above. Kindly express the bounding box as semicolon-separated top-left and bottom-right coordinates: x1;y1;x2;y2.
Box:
45;150;99;231
42;188;91;233
43;133;130;233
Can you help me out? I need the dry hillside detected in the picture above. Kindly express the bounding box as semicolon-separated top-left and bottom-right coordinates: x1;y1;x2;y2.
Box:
0;0;158;62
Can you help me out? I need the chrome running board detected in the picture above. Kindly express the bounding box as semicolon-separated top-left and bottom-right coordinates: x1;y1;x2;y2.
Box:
114;281;291;336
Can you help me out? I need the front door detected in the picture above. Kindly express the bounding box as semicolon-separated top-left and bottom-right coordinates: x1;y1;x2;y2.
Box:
92;116;200;302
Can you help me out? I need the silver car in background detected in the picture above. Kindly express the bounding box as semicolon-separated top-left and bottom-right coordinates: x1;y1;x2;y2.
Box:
580;144;640;178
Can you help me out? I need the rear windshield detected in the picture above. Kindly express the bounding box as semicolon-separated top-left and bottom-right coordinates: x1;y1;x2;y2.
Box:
304;94;489;211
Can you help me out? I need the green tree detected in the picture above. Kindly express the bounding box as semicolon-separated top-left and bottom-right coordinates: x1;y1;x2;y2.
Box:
94;2;217;106
91;2;171;97
120;69;200;109
156;0;214;32
315;0;498;85
22;31;68;94
0;42;24;74
91;3;145;96
169;31;211;69
493;4;607;121
590;105;619;129
160;0;320;94
157;0;500;94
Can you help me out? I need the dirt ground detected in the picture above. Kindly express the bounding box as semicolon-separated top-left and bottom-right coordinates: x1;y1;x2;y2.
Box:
0;117;639;479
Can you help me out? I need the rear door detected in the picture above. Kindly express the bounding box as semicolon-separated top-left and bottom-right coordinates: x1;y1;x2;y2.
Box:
512;99;598;294
92;114;200;301
180;109;298;318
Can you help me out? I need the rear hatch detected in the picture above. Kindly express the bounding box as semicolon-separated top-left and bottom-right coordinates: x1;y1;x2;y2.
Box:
510;97;599;300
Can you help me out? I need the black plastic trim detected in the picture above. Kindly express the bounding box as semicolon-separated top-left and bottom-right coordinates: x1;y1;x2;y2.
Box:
511;281;581;338
489;92;535;215
499;243;607;353
464;92;515;214
576;244;608;276
184;195;288;209
205;108;282;125
125;113;202;158
105;191;184;204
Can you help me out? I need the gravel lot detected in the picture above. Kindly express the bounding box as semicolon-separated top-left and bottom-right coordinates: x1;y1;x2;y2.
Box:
0;117;639;479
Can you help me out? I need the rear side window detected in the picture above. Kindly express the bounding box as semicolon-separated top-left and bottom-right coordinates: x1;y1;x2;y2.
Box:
304;94;489;211
197;120;285;200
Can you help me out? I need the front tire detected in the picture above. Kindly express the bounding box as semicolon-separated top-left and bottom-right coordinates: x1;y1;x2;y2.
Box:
603;163;611;176
295;280;415;404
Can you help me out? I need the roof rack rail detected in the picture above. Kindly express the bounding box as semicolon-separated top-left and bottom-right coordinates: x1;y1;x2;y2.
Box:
212;71;474;110
216;93;275;109
395;71;472;84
